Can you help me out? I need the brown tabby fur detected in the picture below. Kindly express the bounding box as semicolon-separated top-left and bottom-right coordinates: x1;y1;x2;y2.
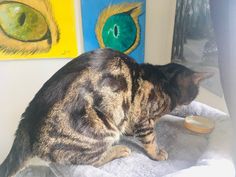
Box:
0;48;212;177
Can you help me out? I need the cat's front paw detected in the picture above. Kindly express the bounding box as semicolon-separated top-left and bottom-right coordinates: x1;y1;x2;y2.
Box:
154;149;168;161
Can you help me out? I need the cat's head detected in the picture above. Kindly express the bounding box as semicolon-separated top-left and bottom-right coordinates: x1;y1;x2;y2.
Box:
161;63;213;106
175;70;213;106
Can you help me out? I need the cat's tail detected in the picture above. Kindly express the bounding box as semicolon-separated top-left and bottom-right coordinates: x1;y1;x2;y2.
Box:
0;120;32;177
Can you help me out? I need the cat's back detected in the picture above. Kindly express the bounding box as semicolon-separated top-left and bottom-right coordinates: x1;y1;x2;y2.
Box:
22;48;138;144
51;48;137;100
51;48;137;83
25;48;136;114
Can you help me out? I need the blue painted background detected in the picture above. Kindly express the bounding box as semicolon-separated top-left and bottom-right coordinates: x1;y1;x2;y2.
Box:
81;0;146;63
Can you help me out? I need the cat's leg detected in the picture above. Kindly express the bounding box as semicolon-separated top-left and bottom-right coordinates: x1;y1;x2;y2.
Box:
39;141;131;166
134;119;168;161
94;145;131;167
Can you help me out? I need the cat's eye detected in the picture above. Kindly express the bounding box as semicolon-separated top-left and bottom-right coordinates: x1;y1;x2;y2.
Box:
101;13;137;52
0;0;59;53
188;85;198;100
96;3;142;54
0;2;48;41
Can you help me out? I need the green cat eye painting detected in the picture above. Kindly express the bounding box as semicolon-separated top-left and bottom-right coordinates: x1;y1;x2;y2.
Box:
81;0;146;63
0;0;78;60
0;2;48;42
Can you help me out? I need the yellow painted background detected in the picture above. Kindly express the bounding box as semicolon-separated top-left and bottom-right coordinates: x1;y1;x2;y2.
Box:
0;0;78;60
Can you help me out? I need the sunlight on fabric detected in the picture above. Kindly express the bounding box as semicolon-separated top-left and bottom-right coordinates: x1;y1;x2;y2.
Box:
165;159;235;177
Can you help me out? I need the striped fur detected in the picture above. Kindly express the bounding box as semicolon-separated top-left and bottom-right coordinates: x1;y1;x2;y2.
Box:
0;48;209;177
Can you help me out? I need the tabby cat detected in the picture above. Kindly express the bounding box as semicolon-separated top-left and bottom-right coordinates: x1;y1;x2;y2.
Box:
0;48;211;177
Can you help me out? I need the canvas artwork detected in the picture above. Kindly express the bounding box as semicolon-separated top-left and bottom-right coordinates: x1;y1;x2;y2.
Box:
0;0;78;60
81;0;146;63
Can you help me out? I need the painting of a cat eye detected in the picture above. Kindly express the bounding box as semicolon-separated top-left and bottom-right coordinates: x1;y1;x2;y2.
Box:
81;0;146;63
0;0;78;60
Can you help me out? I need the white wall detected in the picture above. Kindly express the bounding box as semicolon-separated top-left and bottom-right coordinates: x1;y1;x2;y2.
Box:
0;59;69;162
0;0;227;164
145;0;176;65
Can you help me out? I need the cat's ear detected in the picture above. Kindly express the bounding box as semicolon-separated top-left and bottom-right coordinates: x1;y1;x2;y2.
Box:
193;72;214;84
